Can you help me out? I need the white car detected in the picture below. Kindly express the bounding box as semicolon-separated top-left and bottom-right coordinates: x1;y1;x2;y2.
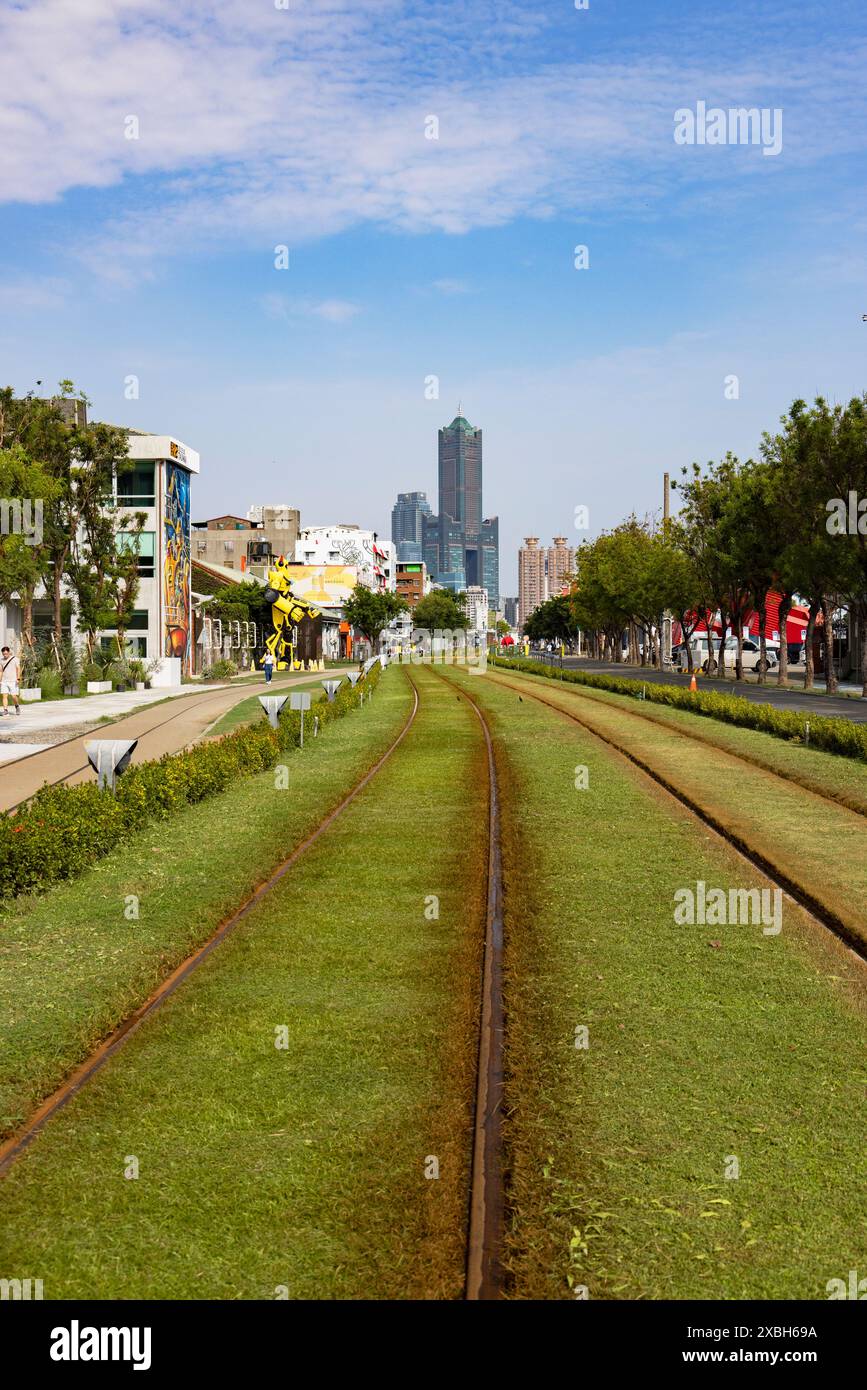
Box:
721;637;778;671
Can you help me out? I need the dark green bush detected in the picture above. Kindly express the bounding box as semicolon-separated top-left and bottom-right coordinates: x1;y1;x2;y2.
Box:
491;656;867;762
0;664;380;901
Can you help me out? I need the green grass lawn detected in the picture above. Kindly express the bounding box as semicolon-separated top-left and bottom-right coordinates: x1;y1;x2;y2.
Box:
500;665;867;815
490;667;867;955
0;666;488;1299
0;669;411;1141
444;664;867;1300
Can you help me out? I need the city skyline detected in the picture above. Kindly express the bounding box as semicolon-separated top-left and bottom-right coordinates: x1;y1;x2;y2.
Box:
4;2;866;594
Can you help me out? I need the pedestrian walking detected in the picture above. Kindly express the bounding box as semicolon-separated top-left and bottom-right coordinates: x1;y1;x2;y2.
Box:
1;645;21;716
263;650;275;684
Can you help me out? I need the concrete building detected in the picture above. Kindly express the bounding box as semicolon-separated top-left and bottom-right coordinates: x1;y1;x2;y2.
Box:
464;585;489;634
294;525;395;592
101;432;201;678
503;597;519;627
191;505;299;572
518;536;577;629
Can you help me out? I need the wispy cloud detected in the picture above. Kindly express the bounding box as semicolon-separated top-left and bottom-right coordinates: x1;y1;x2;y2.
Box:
1;0;866;284
261;293;361;324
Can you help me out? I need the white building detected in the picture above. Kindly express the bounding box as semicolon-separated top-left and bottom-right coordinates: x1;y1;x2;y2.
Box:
464;585;489;634
294;525;395;592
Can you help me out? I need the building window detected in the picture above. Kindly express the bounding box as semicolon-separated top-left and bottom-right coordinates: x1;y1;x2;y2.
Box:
117;530;155;577
117;462;156;506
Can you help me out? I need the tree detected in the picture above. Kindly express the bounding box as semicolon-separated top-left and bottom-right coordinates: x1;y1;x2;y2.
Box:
523;594;578;647
343;583;407;648
412;589;469;632
0;446;56;654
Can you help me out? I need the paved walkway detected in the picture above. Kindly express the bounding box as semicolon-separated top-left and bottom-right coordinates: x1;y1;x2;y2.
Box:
2;682;200;736
512;655;867;722
0;670;333;813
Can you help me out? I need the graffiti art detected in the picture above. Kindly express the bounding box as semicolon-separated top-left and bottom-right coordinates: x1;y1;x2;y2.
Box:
163;462;191;669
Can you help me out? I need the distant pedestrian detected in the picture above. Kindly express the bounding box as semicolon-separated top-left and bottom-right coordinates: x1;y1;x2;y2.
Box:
263;651;275;684
0;645;21;716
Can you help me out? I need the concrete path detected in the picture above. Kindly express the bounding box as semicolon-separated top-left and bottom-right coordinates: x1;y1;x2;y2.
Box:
4;683;202;736
0;670;337;813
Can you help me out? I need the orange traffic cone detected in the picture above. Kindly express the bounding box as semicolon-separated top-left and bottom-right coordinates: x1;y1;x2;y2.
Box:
689;673;698;692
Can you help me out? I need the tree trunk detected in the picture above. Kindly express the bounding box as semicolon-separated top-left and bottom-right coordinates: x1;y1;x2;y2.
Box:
859;601;867;698
776;593;792;687
804;599;820;689
22;594;34;650
735;619;744;682
822;596;838;695
716;615;728;678
53;553;65;651
757;599;768;685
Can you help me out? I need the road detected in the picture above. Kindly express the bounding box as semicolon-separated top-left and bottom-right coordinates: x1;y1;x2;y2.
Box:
508;654;867;721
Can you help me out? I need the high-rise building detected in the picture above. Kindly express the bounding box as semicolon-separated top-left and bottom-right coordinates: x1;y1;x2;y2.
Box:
503;597;518;627
518;536;576;629
391;491;432;563
423;410;499;607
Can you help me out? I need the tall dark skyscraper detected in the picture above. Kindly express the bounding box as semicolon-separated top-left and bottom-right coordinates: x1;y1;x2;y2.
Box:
426;409;499;607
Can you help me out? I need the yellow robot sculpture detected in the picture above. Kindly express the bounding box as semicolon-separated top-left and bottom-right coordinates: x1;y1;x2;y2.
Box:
260;557;322;670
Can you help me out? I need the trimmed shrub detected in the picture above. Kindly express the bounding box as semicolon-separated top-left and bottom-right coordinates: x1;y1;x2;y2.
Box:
491;656;867;762
0;663;381;901
203;658;238;681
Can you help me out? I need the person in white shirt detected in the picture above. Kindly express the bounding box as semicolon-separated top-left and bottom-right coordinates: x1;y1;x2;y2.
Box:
0;645;21;716
262;650;276;684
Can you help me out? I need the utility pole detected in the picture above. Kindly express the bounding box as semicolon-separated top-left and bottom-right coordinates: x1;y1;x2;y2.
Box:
662;472;672;667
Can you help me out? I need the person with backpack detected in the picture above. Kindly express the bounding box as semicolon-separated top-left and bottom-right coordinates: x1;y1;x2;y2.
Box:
1;645;21;716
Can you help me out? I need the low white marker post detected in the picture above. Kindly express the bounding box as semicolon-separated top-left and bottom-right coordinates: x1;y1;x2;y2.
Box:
84;739;139;794
259;695;289;730
290;690;312;747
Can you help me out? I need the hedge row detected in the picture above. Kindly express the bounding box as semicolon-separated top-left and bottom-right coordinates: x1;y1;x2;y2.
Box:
491;656;867;761
0;666;381;901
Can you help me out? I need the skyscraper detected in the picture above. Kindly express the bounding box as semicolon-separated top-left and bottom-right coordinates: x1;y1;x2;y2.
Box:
426;410;499;607
518;535;577;629
391;491;431;563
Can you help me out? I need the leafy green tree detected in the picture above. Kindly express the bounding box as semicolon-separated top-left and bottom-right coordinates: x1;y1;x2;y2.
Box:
0;446;56;653
412;589;469;632
523;594;578;647
343;583;407;648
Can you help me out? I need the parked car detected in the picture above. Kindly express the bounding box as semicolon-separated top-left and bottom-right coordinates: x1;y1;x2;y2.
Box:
720;637;778;671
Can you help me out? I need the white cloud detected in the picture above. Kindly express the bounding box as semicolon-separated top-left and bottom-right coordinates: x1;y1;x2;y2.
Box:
261;294;360;323
2;0;865;281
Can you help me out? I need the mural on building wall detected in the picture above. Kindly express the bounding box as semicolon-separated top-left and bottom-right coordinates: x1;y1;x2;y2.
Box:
163;462;191;669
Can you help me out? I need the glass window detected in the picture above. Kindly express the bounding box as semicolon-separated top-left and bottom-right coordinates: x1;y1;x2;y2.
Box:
117;530;155;577
117;461;155;505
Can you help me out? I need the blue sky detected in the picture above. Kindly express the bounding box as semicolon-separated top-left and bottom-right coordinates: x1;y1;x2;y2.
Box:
1;0;866;591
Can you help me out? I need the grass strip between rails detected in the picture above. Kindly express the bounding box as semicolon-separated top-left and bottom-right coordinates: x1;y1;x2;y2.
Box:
0;666;488;1300
502;663;867;818
443;664;867;1300
0;668;409;1141
489;667;867;956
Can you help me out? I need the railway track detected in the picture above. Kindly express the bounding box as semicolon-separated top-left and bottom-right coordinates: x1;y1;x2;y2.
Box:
0;672;419;1180
486;666;867;969
427;665;505;1301
0;662;510;1301
496;663;867;822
